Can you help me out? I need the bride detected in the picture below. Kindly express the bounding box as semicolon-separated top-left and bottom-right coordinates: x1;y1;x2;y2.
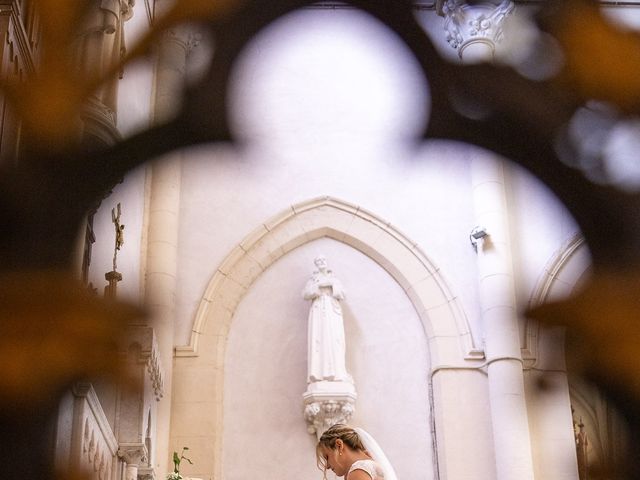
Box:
315;424;398;480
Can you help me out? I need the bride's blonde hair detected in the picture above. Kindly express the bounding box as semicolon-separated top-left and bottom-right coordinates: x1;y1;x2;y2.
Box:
315;424;368;472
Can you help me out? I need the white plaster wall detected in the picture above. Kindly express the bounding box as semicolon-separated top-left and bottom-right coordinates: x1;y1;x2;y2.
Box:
431;369;495;480
168;6;588;480
525;370;579;480
174;7;585;349
89;165;147;304
505;161;582;346
176;8;481;346
223;238;433;480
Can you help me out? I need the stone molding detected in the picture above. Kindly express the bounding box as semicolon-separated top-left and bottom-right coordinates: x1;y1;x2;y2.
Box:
440;0;514;55
73;383;119;454
72;383;119;480
528;235;587;309
177;196;480;366
524;234;589;366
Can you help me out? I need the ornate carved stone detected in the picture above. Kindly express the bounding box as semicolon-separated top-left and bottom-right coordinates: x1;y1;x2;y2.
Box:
118;443;148;480
303;393;356;438
115;327;162;480
147;336;164;401
303;381;357;438
137;467;156;480
67;383;119;480
440;0;514;57
117;443;148;466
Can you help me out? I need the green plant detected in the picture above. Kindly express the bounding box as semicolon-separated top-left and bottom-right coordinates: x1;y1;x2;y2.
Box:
166;447;193;480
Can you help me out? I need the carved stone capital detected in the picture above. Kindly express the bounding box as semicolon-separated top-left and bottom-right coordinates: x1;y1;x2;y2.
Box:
117;443;148;466
441;0;514;56
137;467;156;480
303;381;357;438
164;28;202;56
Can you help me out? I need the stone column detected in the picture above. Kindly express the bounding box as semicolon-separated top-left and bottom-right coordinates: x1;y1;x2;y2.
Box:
118;444;148;480
146;26;198;475
441;0;513;62
472;158;535;480
440;2;535;479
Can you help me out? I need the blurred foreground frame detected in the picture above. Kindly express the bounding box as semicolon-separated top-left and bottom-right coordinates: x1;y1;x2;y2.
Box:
1;0;640;478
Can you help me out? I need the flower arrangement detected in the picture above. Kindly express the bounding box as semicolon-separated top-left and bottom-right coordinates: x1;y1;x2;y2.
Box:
166;447;192;480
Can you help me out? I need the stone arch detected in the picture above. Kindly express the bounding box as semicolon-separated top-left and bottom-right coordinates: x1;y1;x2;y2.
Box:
524;234;591;366
177;195;478;366
521;235;591;480
526;236;628;477
171;196;481;479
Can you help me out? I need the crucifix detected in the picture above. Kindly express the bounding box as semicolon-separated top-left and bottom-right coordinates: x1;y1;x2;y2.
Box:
112;202;124;271
105;203;124;299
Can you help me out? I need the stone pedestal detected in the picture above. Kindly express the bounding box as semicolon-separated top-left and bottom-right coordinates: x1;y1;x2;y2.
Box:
104;270;122;299
303;381;356;438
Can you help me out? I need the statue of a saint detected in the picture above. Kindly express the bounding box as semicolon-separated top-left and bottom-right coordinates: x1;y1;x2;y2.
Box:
303;256;351;383
76;0;135;115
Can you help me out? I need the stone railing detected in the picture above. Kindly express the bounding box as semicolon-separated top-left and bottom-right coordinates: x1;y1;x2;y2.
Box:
72;383;119;480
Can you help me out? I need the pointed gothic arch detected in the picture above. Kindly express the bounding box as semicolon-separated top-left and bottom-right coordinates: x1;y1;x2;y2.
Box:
177;195;478;366
170;196;484;479
524;234;593;480
525;234;591;366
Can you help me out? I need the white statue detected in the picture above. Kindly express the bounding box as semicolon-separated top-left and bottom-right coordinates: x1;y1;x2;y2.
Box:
76;0;135;114
303;255;351;383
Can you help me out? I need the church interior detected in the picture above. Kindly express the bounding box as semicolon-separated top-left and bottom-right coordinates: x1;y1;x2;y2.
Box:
2;1;640;480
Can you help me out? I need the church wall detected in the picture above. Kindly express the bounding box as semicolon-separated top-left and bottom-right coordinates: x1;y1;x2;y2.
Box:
524;369;577;480
505;162;582;343
36;2;640;480
431;369;495;480
86;0;153;305
88;166;148;303
166;6;589;480
522;238;592;480
62;2;155;476
222;239;433;480
175;8;481;347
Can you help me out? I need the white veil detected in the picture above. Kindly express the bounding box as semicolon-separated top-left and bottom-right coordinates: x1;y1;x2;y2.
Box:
354;427;398;480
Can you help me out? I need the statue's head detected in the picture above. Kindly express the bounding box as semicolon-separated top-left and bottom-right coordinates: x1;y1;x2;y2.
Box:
314;255;328;270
